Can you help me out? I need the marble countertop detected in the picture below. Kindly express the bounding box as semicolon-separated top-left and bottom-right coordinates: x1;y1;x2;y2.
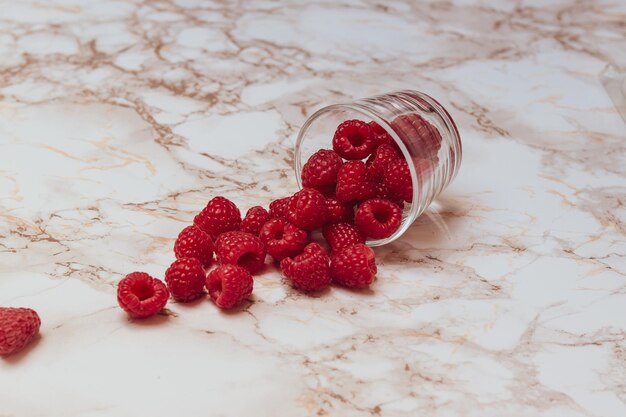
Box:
1;1;625;416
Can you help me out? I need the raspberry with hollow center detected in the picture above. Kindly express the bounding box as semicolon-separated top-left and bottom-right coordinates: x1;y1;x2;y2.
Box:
280;243;331;292
355;199;403;239
383;158;413;203
117;272;169;318
259;218;309;261
206;264;253;309
0;307;41;356
285;188;328;231
366;143;401;182
268;196;290;219
322;222;366;253
215;231;267;274
330;244;377;289
174;225;214;267
194;196;241;239
332;119;376;160
325;197;354;224
390;113;442;160
240;206;269;236
335;161;377;203
165;257;206;302
301;149;343;195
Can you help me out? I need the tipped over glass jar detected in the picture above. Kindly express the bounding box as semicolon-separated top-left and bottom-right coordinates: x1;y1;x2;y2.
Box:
295;90;462;246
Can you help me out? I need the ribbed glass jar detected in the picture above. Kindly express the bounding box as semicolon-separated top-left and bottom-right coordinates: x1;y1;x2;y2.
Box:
294;90;462;246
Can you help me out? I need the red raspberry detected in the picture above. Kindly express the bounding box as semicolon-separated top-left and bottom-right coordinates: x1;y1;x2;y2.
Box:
174;225;214;267
117;272;169;319
369;120;396;147
366;143;401;182
164;257;206;302
330;244;377;289
0;307;41;356
390;114;442;160
259;218;308;261
285;188;328;231
280;243;331;292
383;158;413;203
322;222;365;252
332;119;376;160
301;149;343;195
194;196;241;239
325;197;354;224
355;199;402;239
335;161;377;203
240;206;269;236
268;196;290;219
215;231;266;274
206;265;253;309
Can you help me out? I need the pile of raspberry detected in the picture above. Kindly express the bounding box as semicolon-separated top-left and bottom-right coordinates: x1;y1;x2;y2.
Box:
117;117;437;319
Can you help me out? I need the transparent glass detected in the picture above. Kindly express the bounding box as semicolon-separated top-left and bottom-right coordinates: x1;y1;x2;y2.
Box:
295;90;462;246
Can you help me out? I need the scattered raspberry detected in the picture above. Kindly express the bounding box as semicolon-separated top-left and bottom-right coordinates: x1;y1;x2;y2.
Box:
0;307;41;356
355;199;403;239
215;231;266;274
322;222;365;252
174;225;214;267
259;218;309;261
240;206;269;236
332;119;376;160
194;196;241;239
164;257;206;302
335;161;377;203
301;149;343;195
366;143;401;182
280;243;331;292
117;272;169;319
325;197;354;224
391;113;442;160
369;120;396;147
285;188;328;231
206;265;253;309
330;244;377;289
268;196;290;219
383;158;413;203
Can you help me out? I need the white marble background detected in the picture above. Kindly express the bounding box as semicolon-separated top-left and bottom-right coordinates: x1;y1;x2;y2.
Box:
0;1;625;416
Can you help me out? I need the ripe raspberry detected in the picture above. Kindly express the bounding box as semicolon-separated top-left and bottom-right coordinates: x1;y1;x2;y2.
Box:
0;307;41;356
330;244;377;289
383;158;413;203
391;113;442;160
259;218;308;261
285;188;328;231
325;197;354;224
332;119;376;160
322;222;365;253
206;265;253;309
369;120;396;147
215;231;266;274
301;149;343;195
366;143;401;182
117;272;169;319
355;199;403;239
174;225;214;267
268;196;290;219
335;161;377;203
165;257;206;302
280;243;331;292
240;206;269;236
194;196;241;239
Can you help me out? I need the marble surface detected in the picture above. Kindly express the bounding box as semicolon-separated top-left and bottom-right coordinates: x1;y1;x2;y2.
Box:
1;1;625;416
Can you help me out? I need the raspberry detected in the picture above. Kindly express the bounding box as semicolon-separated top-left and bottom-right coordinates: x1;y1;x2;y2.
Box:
322;222;365;252
391;114;442;160
206;265;253;309
117;272;169;319
366;143;400;182
335;161;377;203
259;218;309;261
285;188;328;231
0;307;41;356
301;149;343;195
280;243;331;292
268;196;290;219
164;257;206;302
383;158;413;203
325;197;354;224
215;231;266;274
332;119;376;160
355;199;402;239
174;225;214;267
330;244;377;289
240;206;269;236
369;120;396;147
194;196;241;239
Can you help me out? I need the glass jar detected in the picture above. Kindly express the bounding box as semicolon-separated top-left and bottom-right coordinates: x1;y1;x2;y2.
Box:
294;90;462;246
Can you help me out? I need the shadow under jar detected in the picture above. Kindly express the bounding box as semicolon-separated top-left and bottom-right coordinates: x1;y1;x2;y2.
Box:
295;90;462;246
